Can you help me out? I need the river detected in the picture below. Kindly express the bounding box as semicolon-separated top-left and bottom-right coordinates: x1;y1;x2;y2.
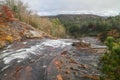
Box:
0;38;106;80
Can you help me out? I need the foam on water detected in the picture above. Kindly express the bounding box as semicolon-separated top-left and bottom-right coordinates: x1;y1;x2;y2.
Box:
1;39;73;64
42;39;72;48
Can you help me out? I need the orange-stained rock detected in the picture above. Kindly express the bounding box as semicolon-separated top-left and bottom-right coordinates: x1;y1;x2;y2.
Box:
0;12;2;16
57;74;63;80
25;66;32;72
13;66;23;78
54;60;62;70
61;51;67;57
81;75;100;80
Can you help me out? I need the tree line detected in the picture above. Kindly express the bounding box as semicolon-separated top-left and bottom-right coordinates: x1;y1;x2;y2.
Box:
55;15;120;40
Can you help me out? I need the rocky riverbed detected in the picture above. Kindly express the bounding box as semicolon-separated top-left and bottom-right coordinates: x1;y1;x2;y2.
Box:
0;37;106;80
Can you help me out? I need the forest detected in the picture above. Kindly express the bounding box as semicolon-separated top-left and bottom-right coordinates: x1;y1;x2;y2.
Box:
49;14;120;41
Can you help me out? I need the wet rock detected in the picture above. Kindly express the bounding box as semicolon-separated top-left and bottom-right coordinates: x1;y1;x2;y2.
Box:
81;75;100;80
64;69;70;74
0;38;105;80
13;66;23;78
72;41;90;49
69;58;78;64
61;51;67;56
80;64;89;69
91;63;98;67
70;67;79;71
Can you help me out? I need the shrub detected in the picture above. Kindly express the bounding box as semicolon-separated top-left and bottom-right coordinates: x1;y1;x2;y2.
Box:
101;37;120;80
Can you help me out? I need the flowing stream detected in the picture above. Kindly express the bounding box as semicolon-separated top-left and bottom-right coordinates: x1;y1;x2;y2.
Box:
0;38;106;80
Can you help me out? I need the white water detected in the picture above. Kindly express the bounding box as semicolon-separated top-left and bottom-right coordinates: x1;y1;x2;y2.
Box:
1;39;73;64
0;38;106;65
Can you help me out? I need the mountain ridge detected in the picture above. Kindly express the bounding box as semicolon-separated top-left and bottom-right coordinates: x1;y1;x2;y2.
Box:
41;14;106;18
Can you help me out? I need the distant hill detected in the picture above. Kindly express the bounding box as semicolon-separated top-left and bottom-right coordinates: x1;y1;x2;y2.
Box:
51;14;103;19
48;14;105;25
48;14;105;37
48;14;106;31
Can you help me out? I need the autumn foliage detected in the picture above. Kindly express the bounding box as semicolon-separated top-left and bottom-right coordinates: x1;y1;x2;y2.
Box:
2;5;14;21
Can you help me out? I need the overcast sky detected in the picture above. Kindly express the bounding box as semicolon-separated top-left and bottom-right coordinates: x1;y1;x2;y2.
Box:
21;0;120;16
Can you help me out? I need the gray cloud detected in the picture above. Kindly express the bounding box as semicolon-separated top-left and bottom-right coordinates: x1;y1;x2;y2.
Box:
21;0;120;16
